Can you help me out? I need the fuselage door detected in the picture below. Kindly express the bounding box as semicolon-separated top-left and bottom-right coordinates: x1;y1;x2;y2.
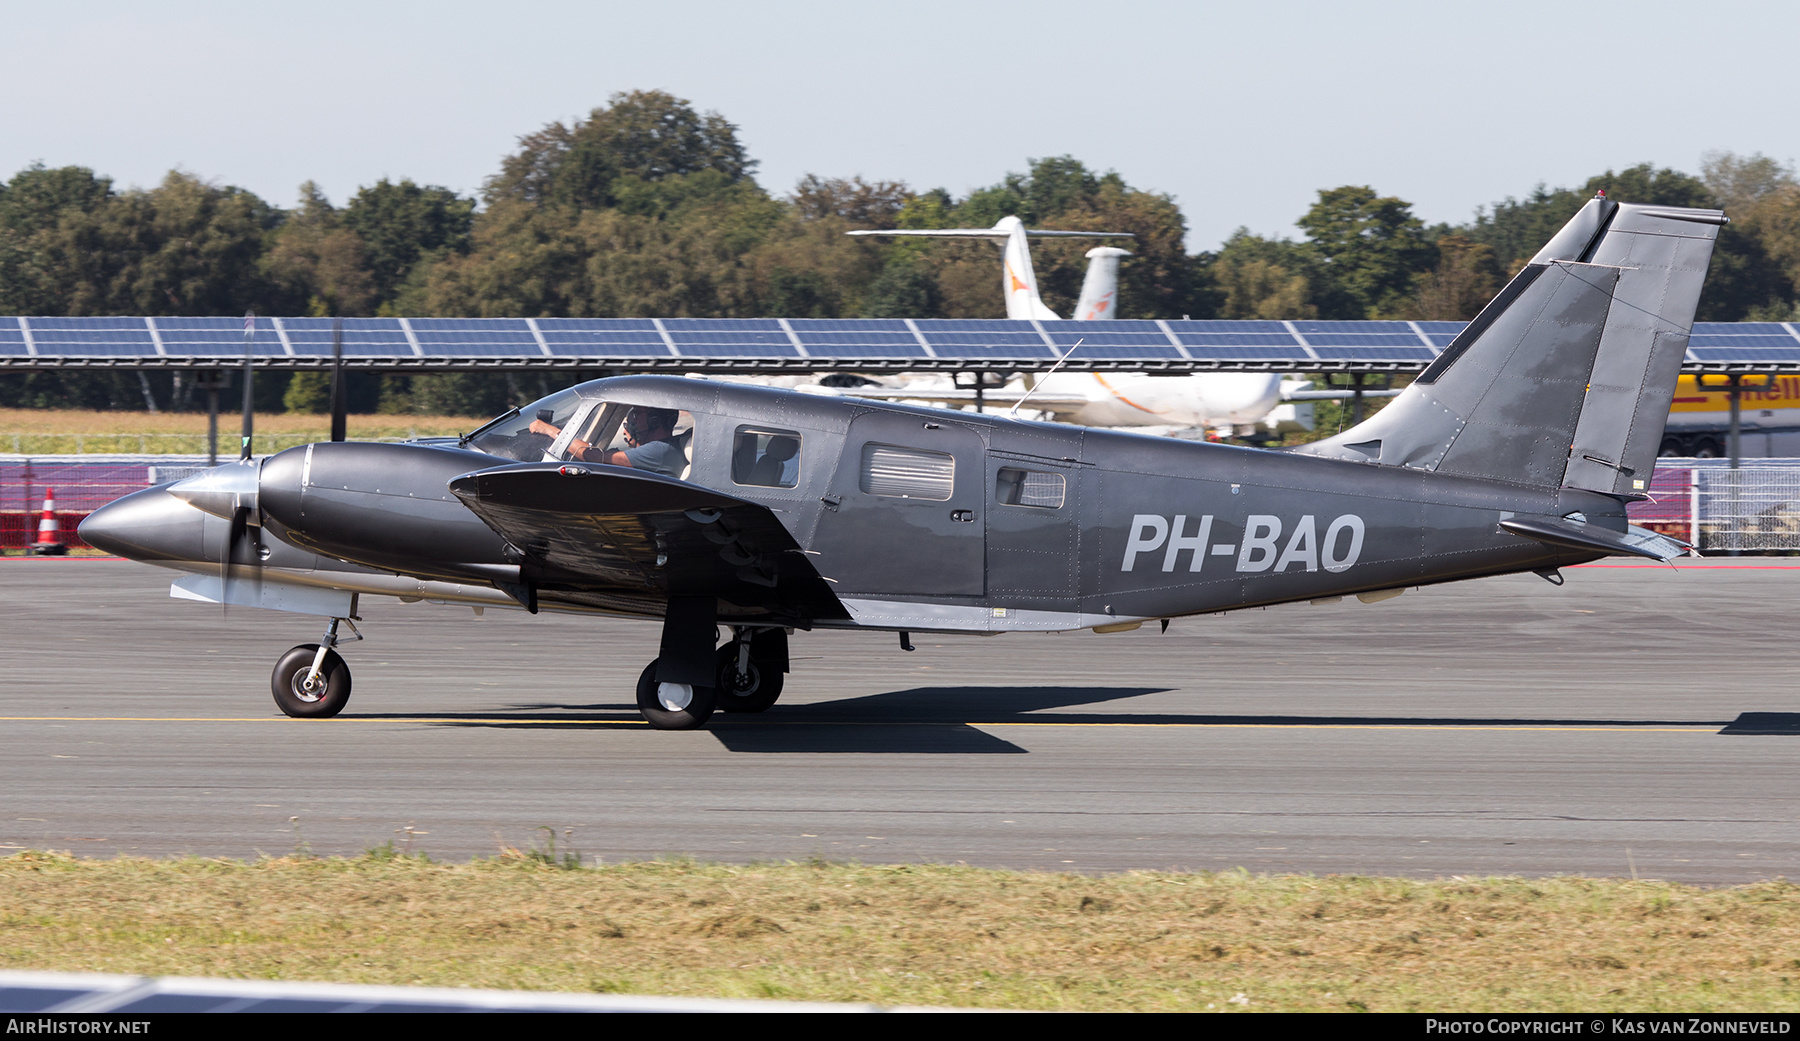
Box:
809;411;985;597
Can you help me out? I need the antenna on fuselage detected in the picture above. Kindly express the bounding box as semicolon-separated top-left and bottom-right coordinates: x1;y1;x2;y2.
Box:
1009;338;1083;419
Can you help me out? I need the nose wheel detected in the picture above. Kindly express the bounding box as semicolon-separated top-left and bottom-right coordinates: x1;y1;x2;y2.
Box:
271;616;359;718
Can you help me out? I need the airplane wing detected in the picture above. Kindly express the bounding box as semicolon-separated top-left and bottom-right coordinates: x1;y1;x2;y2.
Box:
448;462;849;622
799;385;1093;415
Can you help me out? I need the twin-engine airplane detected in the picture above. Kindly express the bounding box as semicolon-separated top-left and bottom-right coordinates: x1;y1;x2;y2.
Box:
841;216;1390;435
82;194;1724;730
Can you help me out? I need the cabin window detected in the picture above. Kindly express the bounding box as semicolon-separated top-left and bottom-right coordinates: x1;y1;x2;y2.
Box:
465;387;586;462
995;467;1065;508
732;427;801;488
564;402;694;480
860;443;954;500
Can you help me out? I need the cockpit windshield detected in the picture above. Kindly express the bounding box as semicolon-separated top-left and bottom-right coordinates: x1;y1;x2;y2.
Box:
463;387;586;462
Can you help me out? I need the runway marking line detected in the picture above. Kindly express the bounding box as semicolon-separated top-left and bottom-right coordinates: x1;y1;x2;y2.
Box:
0;716;1721;733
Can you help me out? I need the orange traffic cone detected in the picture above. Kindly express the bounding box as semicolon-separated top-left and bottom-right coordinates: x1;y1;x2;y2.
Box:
31;487;67;556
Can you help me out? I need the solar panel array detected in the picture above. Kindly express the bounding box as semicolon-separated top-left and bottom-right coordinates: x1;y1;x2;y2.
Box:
2;316;1797;372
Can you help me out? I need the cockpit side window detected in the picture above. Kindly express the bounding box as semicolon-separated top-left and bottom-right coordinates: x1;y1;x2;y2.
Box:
562;401;694;480
465;387;586;462
731;427;801;488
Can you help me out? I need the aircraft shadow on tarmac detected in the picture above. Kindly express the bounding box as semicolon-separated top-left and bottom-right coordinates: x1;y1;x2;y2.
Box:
400;688;1782;753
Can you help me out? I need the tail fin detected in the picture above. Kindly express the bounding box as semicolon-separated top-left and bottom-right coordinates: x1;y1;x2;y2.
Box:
1294;196;1725;494
847;219;1132;321
1074;246;1133;320
995;216;1062;320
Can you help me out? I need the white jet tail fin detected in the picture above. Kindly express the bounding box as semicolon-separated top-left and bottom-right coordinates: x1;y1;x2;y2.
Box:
847;218;1132;320
995;216;1061;320
1073;246;1132;320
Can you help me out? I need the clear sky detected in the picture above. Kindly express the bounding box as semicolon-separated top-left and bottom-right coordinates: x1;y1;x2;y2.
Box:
3;0;1794;250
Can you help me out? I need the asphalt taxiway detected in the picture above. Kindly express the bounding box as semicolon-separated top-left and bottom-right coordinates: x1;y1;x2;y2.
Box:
3;557;1797;883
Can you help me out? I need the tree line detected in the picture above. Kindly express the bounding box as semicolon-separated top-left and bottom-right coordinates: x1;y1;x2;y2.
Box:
2;89;1797;414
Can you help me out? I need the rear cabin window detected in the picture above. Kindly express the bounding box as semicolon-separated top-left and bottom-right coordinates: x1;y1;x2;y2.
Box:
995;467;1065;508
732;427;801;488
861;443;954;500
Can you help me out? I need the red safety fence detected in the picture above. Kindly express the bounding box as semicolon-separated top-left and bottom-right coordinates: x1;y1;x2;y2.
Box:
0;460;208;550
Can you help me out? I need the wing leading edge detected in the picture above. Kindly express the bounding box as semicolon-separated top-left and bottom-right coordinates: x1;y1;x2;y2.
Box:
449;462;849;624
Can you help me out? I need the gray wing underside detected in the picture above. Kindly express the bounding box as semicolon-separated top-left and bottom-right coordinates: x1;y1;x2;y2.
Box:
449;462;848;623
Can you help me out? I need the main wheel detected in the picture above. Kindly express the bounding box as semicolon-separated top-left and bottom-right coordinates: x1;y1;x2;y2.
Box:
636;659;717;730
271;644;351;719
715;643;784;713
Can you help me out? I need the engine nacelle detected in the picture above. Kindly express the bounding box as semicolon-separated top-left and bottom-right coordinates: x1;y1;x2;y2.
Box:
259;442;515;583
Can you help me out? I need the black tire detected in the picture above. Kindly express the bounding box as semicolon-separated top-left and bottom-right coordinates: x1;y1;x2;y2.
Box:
1659;437;1685;458
635;659;717;730
715;643;784;713
1694;438;1722;459
271;644;351;719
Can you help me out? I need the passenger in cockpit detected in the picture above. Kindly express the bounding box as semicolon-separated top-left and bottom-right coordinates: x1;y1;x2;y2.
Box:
531;406;685;478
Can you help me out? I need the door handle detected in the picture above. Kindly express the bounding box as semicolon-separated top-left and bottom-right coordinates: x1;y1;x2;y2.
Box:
951;509;976;523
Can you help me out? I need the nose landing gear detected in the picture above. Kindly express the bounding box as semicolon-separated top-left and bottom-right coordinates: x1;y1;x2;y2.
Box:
271;616;360;718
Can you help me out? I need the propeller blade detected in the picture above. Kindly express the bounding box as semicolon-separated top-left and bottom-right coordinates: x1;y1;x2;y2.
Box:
220;505;249;616
240;310;256;460
329;316;346;442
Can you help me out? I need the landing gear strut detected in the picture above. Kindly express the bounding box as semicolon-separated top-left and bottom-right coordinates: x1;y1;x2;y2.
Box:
271;616;360;718
635;604;792;729
716;627;786;714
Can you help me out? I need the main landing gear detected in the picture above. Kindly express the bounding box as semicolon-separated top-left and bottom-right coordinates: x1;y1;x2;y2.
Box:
271;616;360;718
635;624;788;730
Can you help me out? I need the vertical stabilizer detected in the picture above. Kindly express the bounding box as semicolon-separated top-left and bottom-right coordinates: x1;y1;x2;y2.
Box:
995;216;1063;320
1293;197;1725;491
1560;204;1727;494
846;221;1132;320
1075;246;1133;320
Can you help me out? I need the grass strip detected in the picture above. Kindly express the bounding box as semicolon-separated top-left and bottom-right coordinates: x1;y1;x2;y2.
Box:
0;410;482;454
2;850;1798;1012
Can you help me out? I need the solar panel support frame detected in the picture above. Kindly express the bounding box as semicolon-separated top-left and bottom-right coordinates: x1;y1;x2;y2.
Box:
397;317;424;357
1405;320;1438;354
524;318;553;357
1282;320;1323;362
271;316;296;356
776;317;810;358
650;318;679;357
1155;319;1194;360
903;319;937;358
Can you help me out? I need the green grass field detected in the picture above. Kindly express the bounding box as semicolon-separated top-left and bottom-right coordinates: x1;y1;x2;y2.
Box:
3;851;1798;1011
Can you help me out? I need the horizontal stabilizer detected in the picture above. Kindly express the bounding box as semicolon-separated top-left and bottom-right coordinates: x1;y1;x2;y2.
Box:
449;462;848;622
1498;515;1688;562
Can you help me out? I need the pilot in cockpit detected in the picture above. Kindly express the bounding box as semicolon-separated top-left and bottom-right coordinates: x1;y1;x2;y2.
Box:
530;405;685;478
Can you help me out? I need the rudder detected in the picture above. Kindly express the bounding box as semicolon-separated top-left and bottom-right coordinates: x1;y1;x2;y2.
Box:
1293;195;1725;492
